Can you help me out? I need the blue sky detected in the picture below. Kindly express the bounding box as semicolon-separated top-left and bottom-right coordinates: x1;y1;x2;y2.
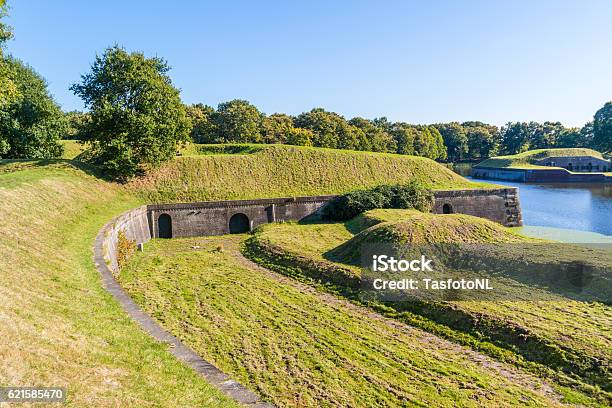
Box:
5;0;612;127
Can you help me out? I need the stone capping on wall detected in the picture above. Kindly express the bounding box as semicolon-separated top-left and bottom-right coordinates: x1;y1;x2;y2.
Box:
147;194;338;211
93;209;274;407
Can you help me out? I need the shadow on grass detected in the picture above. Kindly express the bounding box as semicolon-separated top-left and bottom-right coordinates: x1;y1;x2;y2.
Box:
0;158;117;182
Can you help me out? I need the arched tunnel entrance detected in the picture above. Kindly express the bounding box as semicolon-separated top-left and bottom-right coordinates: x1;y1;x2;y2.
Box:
229;213;250;234
158;213;173;238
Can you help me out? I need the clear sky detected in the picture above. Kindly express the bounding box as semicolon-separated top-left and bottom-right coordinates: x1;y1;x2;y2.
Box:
5;0;612;127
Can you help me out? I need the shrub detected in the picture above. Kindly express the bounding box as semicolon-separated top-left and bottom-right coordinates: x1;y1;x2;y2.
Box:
322;182;433;221
116;230;136;270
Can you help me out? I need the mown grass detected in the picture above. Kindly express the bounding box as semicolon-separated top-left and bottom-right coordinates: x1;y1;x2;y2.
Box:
245;210;611;396
60;139;87;160
119;235;584;407
128;143;489;203
475;148;605;170
0;164;238;407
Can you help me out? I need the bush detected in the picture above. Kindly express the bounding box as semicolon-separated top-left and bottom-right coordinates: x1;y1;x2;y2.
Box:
116;230;136;270
322;182;433;221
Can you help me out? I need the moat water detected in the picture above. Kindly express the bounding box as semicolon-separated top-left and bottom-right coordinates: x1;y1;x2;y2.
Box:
451;164;612;239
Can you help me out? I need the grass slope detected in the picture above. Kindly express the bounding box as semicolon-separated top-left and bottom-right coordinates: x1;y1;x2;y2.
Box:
246;210;611;396
60;140;87;160
120;235;577;407
0;162;237;407
128;144;485;203
475;148;605;169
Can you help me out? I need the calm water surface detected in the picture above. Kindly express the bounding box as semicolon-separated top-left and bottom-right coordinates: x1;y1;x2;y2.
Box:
452;164;612;237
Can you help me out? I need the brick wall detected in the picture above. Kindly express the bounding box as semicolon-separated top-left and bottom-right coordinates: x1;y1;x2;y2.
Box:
432;188;522;227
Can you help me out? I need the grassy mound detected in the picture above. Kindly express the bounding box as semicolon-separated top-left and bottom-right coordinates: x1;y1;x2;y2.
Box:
0;162;237;406
60;140;86;160
332;212;527;264
119;235;580;407
245;211;611;395
475;148;605;169
128;144;483;202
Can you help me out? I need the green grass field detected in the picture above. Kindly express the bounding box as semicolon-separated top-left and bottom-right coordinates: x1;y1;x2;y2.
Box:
1;147;609;407
245;210;611;396
119;235;589;407
0;162;238;407
475;148;605;170
128;143;487;202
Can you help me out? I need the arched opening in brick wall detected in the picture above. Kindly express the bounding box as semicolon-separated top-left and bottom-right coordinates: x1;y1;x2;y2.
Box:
442;203;453;214
229;213;250;234
158;214;173;238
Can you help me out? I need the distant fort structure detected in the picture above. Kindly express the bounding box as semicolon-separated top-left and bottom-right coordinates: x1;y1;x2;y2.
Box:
473;149;612;183
533;155;610;172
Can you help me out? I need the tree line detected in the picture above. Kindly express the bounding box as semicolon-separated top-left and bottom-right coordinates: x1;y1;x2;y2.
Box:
180;101;611;162
1;1;610;180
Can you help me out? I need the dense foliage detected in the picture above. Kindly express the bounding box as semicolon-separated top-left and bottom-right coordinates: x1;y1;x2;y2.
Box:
71;46;190;180
0;3;65;159
183;99;611;162
0;57;65;159
186;103;447;160
593;102;612;154
322;182;433;221
0;0;16;108
63;110;91;140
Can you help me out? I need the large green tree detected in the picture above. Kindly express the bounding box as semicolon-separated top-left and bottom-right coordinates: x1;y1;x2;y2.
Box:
593;102;612;154
433;122;467;162
71;46;190;179
349;117;396;153
389;122;416;155
215;99;263;143
0;57;65;158
499;122;535;154
463;121;499;160
414;125;447;160
186;103;217;143
262;113;294;144
295;108;363;150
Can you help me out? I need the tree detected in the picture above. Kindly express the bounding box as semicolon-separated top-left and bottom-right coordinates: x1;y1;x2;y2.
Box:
349;117;396;153
556;127;584;148
294;108;361;149
0;0;17;108
499;122;534;154
215;99;263;143
413;125;447;160
463;122;499;160
64;110;91;140
0;57;65;158
262;113;294;144
593;102;612;154
529;121;565;149
285;127;314;146
389;122;416;155
433;123;467;162
71;46;190;180
186;103;217;143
